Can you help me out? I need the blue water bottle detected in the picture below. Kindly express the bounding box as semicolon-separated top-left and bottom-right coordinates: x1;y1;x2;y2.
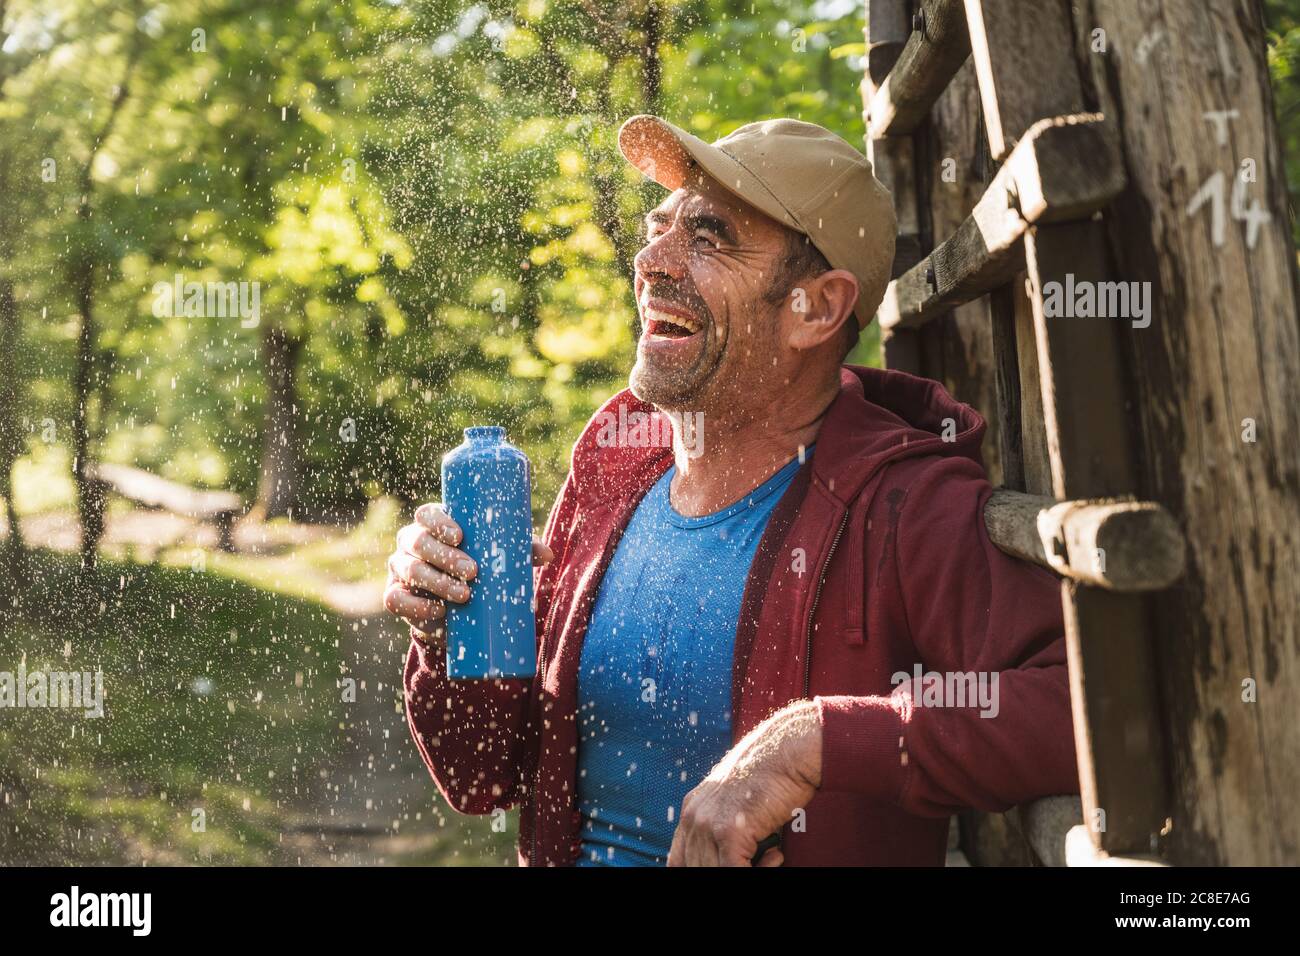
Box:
440;426;537;679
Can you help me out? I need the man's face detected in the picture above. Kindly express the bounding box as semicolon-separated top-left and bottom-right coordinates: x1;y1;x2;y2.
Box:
629;174;792;412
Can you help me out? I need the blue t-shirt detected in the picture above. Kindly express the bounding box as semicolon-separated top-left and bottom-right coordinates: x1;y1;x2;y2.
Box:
574;449;809;866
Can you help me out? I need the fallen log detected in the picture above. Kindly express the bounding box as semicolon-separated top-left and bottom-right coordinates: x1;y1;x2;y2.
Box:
86;462;243;552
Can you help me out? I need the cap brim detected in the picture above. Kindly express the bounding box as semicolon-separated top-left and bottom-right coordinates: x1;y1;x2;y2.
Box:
617;115;802;234
617;115;696;191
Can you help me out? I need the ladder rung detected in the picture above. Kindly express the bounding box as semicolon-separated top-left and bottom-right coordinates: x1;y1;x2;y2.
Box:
867;0;971;139
984;490;1186;593
877;113;1124;332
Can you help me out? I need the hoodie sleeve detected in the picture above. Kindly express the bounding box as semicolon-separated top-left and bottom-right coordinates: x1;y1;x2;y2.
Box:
403;469;579;815
815;456;1079;817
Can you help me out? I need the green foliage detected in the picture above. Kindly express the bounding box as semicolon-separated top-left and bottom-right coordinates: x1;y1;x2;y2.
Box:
1;0;876;522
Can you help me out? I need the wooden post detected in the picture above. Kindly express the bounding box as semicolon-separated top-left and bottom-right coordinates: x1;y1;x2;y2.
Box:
1063;0;1300;865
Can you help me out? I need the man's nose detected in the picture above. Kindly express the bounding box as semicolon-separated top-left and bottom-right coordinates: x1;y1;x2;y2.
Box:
634;228;687;286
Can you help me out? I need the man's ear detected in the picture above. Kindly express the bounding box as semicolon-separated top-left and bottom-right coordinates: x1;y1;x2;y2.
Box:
785;268;859;351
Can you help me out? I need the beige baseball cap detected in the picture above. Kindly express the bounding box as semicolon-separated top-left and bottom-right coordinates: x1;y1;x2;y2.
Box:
617;115;897;328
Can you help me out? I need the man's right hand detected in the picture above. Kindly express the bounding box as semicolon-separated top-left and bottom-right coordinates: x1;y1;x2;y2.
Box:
384;502;555;643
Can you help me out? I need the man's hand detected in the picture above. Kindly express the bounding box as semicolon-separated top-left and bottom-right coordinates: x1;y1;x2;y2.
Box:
668;700;823;867
383;502;554;644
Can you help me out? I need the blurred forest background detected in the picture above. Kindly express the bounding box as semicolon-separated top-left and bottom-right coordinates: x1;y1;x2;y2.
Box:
0;0;1296;865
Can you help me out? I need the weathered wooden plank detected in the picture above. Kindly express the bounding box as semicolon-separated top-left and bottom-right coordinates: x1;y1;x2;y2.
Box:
878;114;1124;332
867;0;971;139
1025;220;1169;854
1011;272;1053;497
984;490;1186;592
879;329;922;376
1025;223;1133;498
868;136;920;257
989;281;1025;491
872;139;922;385
962;0;1085;160
1061;582;1167;856
878;211;1021;333
1066;0;1300;866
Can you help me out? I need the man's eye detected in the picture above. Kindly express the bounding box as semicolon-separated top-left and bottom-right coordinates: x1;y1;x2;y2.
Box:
692;231;719;248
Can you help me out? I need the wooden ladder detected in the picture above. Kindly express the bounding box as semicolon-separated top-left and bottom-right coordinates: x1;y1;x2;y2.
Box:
865;0;1186;864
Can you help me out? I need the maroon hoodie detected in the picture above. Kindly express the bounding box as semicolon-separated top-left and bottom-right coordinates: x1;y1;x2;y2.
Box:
403;365;1079;866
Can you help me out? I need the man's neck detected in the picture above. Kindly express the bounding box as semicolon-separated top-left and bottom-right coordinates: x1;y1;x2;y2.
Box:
663;377;839;518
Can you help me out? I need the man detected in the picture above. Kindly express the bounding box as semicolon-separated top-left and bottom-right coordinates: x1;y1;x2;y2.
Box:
384;115;1078;866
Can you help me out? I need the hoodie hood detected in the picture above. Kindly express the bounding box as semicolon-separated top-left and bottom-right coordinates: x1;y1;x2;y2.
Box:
811;365;986;504
567;365;986;508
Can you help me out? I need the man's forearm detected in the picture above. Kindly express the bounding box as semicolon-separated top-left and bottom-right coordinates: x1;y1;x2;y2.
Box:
764;699;823;789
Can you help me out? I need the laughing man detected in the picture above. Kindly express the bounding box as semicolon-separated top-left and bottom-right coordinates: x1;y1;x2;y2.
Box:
384;116;1079;866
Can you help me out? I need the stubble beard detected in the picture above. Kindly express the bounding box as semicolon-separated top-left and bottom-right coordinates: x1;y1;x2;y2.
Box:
628;306;723;411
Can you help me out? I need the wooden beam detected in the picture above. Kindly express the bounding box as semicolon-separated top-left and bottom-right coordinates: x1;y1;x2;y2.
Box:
989;282;1025;490
985;490;1186;592
1026;220;1169;855
868;137;921;262
1010;273;1053;496
867;0;971;139
878;114;1124;331
962;0;1086;160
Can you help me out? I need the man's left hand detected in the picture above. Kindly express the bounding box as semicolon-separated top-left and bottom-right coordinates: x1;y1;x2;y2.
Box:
667;700;822;867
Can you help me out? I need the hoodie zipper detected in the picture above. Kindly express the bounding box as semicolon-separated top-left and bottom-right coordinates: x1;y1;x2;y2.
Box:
803;509;850;699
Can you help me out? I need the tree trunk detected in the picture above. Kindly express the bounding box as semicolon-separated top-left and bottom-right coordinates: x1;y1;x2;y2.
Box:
0;277;22;567
70;253;105;570
257;325;305;519
1067;0;1300;865
66;39;137;573
0;122;24;577
642;1;661;111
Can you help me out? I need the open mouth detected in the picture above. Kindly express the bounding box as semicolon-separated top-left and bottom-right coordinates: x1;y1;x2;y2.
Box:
644;305;702;339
